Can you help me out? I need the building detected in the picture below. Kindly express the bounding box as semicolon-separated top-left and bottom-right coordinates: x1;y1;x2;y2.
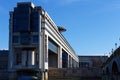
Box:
78;55;108;80
8;2;79;80
102;47;120;80
0;50;9;79
79;56;108;68
0;50;8;70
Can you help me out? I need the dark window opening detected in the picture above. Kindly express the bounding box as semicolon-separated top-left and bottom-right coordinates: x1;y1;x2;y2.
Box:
48;39;58;54
62;50;68;68
32;35;38;43
16;53;22;65
13;5;31;32
79;62;90;68
21;32;30;44
30;11;39;32
13;35;19;43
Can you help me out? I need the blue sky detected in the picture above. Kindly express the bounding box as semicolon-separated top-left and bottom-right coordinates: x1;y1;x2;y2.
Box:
1;0;120;56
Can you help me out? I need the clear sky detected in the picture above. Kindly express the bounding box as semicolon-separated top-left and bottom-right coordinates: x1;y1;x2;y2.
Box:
1;0;120;56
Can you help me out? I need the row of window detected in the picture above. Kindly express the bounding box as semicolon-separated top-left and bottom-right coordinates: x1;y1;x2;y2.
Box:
48;40;58;54
79;62;90;68
13;6;40;32
13;35;38;44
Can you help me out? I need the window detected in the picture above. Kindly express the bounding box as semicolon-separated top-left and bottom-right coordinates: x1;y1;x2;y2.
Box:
48;40;58;54
31;12;39;32
13;6;30;32
62;50;68;68
16;52;22;65
32;35;38;43
79;62;90;68
21;33;30;44
13;35;19;43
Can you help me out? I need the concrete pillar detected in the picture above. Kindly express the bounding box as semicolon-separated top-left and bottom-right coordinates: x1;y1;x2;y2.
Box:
8;49;13;70
22;51;27;66
28;51;31;66
68;55;69;68
58;46;62;68
44;35;48;69
28;51;35;66
44;35;48;80
8;12;13;70
41;32;48;80
32;51;35;65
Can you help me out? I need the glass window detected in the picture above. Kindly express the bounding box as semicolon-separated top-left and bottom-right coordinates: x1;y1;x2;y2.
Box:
21;33;30;44
13;6;30;32
48;40;58;53
31;12;39;32
16;52;22;65
13;35;19;43
32;35;38;43
79;62;90;68
62;50;68;68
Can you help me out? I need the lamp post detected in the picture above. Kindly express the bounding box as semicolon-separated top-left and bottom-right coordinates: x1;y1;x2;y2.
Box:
115;43;117;49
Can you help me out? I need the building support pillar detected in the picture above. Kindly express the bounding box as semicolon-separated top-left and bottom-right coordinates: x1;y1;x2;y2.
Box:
22;51;27;66
44;35;48;80
41;31;48;80
68;55;69;68
58;46;62;68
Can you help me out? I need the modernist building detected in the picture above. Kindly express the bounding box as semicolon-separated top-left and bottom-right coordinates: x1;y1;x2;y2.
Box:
8;2;79;80
78;56;108;80
79;56;108;68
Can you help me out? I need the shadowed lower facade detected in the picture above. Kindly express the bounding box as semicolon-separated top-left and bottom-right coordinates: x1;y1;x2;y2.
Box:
8;2;79;80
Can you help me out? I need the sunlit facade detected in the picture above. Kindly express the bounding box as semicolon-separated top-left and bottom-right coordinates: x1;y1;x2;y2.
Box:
8;2;79;80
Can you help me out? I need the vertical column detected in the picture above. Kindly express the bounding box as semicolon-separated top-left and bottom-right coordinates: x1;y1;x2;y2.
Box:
8;49;14;69
28;51;31;66
8;12;13;70
58;46;62;68
44;35;48;80
39;32;43;69
22;51;27;66
72;58;73;68
38;14;42;69
68;55;69;68
28;51;35;66
32;51;35;65
44;35;48;70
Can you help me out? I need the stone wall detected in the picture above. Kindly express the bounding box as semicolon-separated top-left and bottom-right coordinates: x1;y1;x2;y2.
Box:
48;68;102;80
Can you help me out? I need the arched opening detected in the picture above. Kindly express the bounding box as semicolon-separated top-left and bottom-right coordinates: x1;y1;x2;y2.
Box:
112;61;118;74
106;67;109;74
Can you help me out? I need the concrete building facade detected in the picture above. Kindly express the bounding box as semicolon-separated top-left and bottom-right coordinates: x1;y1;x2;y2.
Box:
8;2;79;80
